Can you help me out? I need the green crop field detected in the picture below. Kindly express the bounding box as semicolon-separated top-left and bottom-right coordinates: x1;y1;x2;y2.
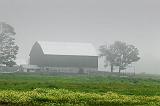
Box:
0;72;160;106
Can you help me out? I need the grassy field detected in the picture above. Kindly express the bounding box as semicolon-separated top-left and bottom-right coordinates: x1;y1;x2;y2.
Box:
0;72;160;106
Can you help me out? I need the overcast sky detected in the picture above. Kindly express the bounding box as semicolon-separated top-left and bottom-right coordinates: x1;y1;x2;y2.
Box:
0;0;160;74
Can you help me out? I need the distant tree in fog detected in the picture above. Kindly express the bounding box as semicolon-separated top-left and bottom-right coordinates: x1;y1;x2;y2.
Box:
99;41;140;73
99;44;117;72
0;22;19;66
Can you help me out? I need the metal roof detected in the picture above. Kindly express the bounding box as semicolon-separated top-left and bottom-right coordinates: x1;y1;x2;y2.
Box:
37;41;98;56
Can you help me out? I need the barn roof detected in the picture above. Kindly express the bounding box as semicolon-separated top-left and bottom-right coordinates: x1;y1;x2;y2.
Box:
37;41;98;56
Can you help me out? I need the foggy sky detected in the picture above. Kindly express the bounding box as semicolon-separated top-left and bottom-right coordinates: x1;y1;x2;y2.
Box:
0;0;160;74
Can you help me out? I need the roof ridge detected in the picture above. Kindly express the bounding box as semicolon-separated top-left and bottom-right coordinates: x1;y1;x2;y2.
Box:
37;41;93;45
36;41;98;56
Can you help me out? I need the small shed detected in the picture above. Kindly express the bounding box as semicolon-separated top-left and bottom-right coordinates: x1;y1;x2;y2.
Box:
19;64;40;72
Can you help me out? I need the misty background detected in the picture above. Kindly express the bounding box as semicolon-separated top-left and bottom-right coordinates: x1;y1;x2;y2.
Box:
0;0;160;74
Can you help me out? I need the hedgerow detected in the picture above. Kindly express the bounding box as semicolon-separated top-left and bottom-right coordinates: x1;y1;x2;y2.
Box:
0;88;160;106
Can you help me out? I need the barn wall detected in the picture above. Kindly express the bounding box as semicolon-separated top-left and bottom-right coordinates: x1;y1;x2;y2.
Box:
30;55;98;68
40;67;97;73
29;42;44;65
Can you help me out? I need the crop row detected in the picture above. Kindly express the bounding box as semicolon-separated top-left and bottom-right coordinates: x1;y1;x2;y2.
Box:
0;88;160;106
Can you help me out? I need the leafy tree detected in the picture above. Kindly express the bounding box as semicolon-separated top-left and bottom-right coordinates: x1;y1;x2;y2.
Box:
99;41;140;73
0;22;19;66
